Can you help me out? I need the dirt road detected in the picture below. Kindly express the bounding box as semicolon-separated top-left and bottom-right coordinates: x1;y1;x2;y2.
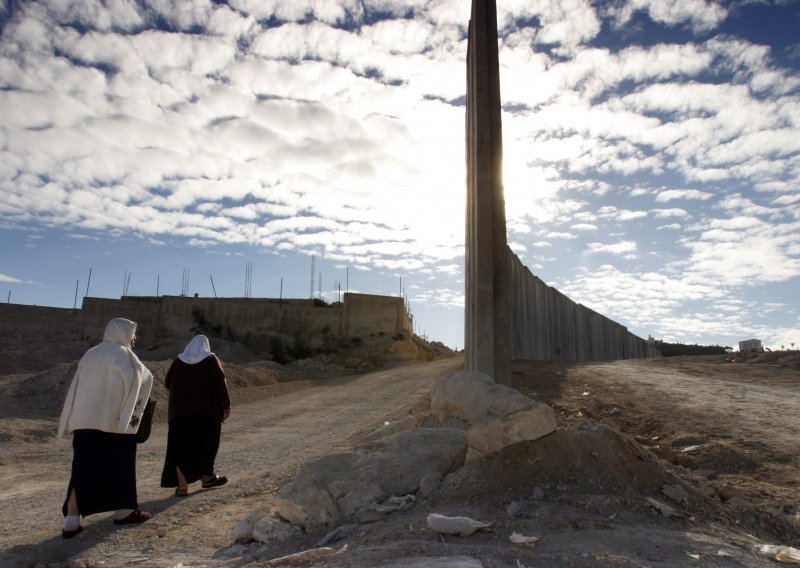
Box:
1;357;462;567
513;356;800;518
1;353;798;567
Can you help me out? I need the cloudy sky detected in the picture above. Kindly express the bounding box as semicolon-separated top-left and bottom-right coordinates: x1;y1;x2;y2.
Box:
1;0;799;351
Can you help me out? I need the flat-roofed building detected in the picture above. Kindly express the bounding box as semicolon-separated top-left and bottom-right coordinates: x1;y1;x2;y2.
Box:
738;338;763;352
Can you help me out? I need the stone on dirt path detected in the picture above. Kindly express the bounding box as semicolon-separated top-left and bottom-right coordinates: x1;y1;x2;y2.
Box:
273;427;467;529
431;371;556;459
426;513;493;537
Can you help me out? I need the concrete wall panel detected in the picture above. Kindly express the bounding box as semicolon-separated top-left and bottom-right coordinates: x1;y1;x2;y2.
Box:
507;248;658;361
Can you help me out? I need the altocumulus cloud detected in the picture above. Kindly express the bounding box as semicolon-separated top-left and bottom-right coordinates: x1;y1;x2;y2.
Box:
0;0;799;348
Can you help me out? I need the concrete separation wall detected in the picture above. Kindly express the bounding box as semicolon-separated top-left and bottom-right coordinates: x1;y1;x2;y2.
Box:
0;293;412;346
463;0;657;370
507;249;658;361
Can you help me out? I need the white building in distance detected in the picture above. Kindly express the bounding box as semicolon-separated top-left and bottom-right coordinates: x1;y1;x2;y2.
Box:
738;339;763;352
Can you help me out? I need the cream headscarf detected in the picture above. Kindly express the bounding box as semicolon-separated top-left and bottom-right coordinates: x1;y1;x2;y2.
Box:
177;334;214;365
57;318;153;437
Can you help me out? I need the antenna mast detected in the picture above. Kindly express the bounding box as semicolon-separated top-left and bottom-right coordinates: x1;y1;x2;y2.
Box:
122;271;132;296
245;261;252;298
181;268;190;296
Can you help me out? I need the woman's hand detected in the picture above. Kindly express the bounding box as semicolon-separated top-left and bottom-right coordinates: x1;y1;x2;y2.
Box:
222;407;231;422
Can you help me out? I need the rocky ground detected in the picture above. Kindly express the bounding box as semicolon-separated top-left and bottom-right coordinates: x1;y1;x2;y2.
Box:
0;346;798;567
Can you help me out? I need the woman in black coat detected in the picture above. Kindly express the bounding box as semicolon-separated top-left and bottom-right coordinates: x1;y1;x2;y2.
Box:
160;335;231;496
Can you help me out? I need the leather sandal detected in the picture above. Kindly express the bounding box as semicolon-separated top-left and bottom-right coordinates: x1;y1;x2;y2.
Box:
201;474;228;488
113;509;151;525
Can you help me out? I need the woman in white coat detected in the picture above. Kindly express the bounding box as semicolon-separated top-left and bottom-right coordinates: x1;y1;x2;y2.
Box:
57;318;154;538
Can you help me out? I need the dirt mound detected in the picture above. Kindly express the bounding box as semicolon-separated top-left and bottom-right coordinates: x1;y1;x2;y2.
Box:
0;340;89;375
140;338;267;365
0;355;318;443
730;350;800;369
141;358;316;423
673;441;761;474
433;422;706;510
0;362;78;421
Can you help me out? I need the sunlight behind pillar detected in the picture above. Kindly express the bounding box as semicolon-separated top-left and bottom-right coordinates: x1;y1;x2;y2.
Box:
465;0;511;385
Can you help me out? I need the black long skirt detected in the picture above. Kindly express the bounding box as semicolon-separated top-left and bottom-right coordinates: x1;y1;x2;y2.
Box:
62;429;138;517
160;415;221;487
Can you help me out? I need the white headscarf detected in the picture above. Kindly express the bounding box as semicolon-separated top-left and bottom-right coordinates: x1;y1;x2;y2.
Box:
178;334;214;365
57;318;153;437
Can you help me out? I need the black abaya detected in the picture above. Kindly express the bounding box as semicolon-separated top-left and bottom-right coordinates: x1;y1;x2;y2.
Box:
160;415;221;487
62;429;138;517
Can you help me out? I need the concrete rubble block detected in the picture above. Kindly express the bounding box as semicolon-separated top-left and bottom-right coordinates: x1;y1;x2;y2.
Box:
432;371;556;460
274;428;467;529
274;453;360;527
466;406;557;461
431;372;532;424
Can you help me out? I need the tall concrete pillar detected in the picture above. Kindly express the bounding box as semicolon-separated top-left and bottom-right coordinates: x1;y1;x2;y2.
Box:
465;0;511;385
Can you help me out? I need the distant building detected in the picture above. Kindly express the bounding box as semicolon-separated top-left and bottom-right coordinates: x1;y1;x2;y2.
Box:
738;338;763;352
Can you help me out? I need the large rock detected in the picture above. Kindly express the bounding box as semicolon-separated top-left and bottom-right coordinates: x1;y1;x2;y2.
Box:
274;427;467;529
431;371;556;460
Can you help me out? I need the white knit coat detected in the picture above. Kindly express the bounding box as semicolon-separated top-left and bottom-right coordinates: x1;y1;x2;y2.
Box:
57;318;153;437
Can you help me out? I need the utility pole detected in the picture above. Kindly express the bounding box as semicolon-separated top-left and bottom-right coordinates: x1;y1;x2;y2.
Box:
73;280;79;309
309;255;315;299
84;268;92;299
209;275;218;298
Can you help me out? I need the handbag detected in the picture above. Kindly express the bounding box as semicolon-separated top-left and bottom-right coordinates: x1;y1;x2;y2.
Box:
136;399;157;444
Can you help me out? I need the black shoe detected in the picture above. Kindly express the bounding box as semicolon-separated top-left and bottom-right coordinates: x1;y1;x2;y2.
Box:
62;525;84;539
201;474;228;488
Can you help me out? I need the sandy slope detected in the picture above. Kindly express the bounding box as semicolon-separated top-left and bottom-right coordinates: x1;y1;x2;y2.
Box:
1;354;798;567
